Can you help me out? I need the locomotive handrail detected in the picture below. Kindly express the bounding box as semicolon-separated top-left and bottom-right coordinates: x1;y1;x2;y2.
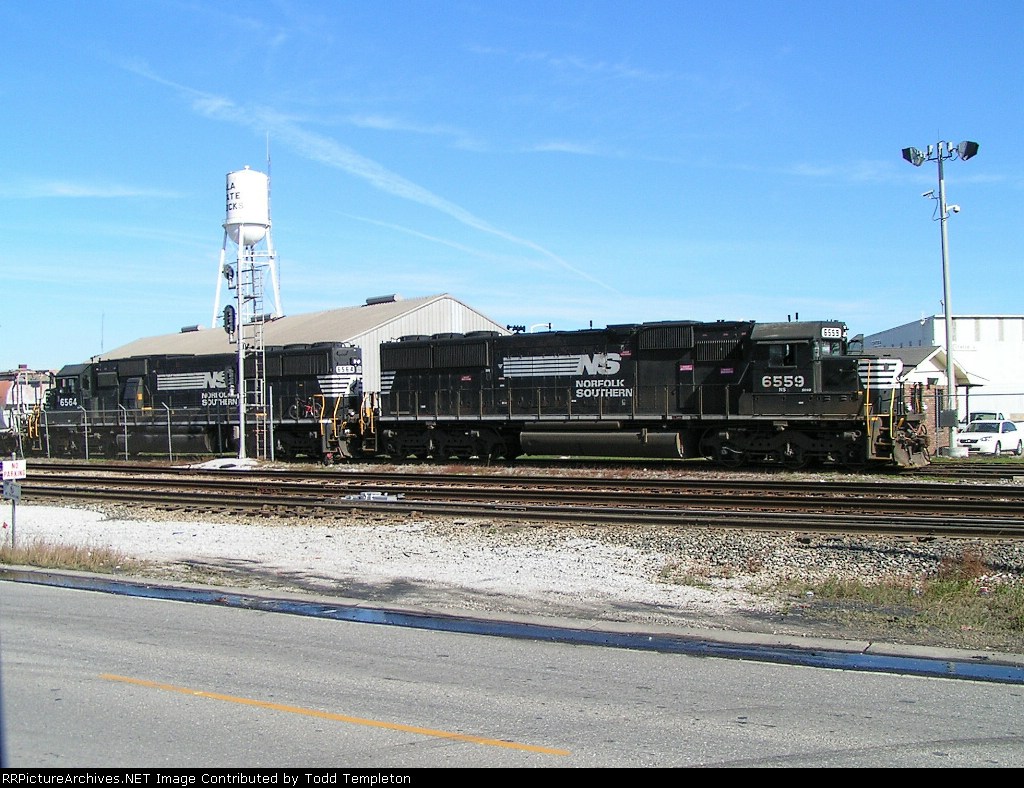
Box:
384;383;758;423
358;392;377;437
78;406;89;460
27;403;41;439
162;403;172;462
328;394;342;438
118;405;129;461
311;393;328;440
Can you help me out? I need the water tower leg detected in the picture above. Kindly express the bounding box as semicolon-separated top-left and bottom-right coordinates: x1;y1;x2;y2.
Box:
265;230;284;318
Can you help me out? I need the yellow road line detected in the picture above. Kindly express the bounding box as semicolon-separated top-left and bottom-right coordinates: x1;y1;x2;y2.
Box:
101;674;570;756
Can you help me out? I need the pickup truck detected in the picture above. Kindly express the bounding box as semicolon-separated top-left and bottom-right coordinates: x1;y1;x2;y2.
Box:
954;420;1024;456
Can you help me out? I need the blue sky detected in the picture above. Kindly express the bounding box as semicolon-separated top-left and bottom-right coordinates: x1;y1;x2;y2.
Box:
2;1;1021;371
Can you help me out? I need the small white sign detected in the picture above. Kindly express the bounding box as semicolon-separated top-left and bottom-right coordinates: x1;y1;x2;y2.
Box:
1;459;27;480
2;479;21;501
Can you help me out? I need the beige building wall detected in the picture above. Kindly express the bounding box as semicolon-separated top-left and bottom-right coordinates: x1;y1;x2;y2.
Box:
866;315;1024;420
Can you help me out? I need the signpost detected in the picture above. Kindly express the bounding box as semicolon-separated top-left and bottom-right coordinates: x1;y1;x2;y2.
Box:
1;456;26;549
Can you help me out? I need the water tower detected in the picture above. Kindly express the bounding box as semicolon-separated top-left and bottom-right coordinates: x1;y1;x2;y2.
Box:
212;166;282;460
212;166;283;326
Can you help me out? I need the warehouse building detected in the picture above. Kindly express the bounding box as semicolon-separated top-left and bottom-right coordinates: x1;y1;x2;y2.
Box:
96;293;510;391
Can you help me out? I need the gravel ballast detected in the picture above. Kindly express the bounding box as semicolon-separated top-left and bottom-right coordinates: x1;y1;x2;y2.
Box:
6;496;1024;654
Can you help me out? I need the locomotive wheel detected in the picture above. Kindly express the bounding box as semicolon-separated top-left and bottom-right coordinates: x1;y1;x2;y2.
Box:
771;432;809;469
719;444;745;467
780;445;807;469
431;435;450;460
483;430;516;460
482;441;506;461
841;446;867;469
699;433;744;466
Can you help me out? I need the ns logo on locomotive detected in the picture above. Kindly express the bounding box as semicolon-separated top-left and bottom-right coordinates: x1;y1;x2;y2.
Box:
11;317;931;469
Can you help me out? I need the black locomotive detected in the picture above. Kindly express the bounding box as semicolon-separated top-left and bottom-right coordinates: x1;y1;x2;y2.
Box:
29;342;362;460
20;316;931;468
360;318;930;468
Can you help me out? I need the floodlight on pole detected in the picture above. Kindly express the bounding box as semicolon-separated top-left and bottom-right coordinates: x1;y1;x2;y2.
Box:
901;138;979;456
901;147;927;167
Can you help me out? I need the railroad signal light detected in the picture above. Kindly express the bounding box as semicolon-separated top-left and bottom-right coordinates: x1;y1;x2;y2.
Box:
223;304;236;335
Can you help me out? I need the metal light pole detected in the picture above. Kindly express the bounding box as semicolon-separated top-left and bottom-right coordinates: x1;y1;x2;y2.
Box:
901;139;979;456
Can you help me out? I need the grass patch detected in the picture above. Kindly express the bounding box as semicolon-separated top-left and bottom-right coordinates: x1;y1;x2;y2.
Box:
660;548;1024;650
0;537;150;574
774;550;1024;646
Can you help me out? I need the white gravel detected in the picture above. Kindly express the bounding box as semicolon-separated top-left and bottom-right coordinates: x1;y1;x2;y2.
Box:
6;501;786;625
8;492;1024;641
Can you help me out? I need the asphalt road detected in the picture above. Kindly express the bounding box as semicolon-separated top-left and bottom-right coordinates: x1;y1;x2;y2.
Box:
2;580;1023;768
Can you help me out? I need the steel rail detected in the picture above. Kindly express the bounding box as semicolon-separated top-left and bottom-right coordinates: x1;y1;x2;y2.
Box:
22;471;1024;513
20;479;1024;539
30;457;1024;482
26;463;1024;501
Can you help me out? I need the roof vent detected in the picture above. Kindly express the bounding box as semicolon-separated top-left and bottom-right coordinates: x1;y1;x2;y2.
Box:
180;325;202;333
365;294;401;306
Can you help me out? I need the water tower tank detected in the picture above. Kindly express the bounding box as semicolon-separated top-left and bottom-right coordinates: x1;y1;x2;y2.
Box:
224;166;270;246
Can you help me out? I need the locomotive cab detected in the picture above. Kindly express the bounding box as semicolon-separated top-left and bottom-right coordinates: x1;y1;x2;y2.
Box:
743;321;862;418
47;364;92;412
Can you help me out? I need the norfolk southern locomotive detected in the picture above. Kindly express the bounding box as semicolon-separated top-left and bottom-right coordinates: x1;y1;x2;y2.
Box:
29;342;362;460
363;318;929;468
20;317;931;468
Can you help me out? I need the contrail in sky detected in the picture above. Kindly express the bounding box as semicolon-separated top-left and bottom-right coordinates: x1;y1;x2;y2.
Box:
124;62;618;293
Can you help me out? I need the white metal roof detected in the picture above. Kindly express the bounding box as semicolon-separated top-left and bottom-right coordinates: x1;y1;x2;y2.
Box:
94;293;510;390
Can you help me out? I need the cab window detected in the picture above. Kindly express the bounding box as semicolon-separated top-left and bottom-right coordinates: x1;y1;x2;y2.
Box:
767;343;802;367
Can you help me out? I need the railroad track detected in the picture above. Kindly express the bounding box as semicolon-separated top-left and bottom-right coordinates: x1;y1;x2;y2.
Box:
30;455;1024;480
19;461;1024;539
920;460;1024;481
